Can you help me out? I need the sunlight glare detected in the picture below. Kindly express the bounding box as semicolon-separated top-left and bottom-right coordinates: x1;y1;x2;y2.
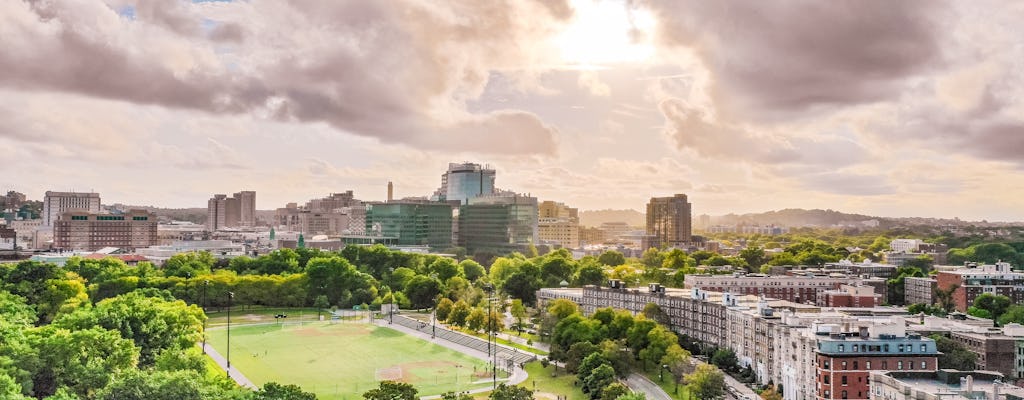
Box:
555;0;657;68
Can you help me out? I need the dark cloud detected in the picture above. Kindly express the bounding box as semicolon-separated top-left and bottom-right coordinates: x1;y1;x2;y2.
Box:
642;0;947;119
0;0;569;155
659;98;867;166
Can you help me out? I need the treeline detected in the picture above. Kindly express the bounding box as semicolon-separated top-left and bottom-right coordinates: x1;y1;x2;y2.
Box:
543;299;726;400
0;261;316;400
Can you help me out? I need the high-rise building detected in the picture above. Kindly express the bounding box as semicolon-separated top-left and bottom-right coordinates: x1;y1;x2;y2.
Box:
387;181;394;202
305;191;358;212
644;193;692;249
432;162;496;205
54;209;157;251
537;201;579;248
365;201;453;249
43;191;101;227
458;194;537;254
207;191;256;231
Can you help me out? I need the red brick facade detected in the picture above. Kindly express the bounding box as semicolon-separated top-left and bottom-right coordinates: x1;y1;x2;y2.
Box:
816;354;937;400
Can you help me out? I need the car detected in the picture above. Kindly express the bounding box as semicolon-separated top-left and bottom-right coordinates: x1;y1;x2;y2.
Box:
274;314;288;318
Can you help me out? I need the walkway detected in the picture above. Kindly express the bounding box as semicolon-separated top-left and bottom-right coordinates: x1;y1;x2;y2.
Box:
374;318;528;399
624;373;673;400
201;342;258;390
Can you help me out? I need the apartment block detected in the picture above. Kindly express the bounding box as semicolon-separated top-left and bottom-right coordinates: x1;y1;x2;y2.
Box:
43;191;101;226
54;210;157;251
685;273;865;304
815;322;938;400
207;191;256;231
936;262;1024;311
644;194;692;249
869;370;1024;400
903;277;937;306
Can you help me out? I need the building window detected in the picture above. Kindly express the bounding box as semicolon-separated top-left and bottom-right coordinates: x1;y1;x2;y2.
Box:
824;376;830;384
841;390;848;399
842;361;847;370
897;361;903;370
838;344;845;352
921;344;927;352
853;361;859;370
921;361;927;369
841;375;848;385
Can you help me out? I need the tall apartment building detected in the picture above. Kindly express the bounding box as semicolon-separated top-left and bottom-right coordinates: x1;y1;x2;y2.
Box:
537;201;579;248
458;194;537;254
207;191;256;231
903;277;937;306
816;324;938;400
43;191;101;226
936;262;1024;311
432;162;496;205
644;194;691;249
365;201;453;249
54;210;157;251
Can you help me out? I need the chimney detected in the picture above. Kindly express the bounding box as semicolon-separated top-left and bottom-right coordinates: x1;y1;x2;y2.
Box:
387;181;394;202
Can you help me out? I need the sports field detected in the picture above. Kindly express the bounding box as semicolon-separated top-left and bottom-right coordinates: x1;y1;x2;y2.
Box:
206;322;501;399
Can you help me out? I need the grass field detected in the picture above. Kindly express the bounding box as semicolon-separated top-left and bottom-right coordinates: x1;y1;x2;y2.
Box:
518;362;587;400
206;322;501;399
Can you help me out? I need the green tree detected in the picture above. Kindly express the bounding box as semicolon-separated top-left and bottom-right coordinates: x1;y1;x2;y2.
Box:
252;382;318;400
467;307;487;332
598;251;626;267
970;293;1012;321
154;347;206;375
547;299;579;320
600;383;630;400
429;258;463;283
615;393;646;400
711;348;738;372
625;319;656;359
489;383;533;400
502;271;541;306
363;381;417;400
582;364;616;399
162;252;216;278
642;303;669;326
404;275;442;309
931;334;977;370
999;305;1024;326
448;300;471;327
54;290;204;366
27;326;139;398
441;391;473;400
96;370;244;400
566;342;600;373
459;260;486;282
436;298;455;322
639;325;677;372
0;291;37;327
738;247;767;271
760;386;783;400
509;299;527;333
661;344;691;393
599;339;632;378
641;248;665;269
313;295;330;321
685;364;726;400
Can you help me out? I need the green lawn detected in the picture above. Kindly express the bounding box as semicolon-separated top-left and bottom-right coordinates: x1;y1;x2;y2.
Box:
206;322;500;399
205;307;341;328
518;362;587;400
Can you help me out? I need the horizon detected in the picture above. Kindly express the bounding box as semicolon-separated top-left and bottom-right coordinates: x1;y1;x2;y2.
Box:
3;1;1023;222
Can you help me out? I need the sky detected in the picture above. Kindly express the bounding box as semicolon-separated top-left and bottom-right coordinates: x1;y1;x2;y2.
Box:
1;0;1023;221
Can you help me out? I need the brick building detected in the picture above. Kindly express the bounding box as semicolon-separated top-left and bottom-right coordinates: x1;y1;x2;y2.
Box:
54;210;157;251
936;262;1024;311
816;325;938;400
685;273;865;304
816;285;880;308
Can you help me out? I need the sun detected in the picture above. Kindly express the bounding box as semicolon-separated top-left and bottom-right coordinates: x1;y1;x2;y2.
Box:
554;0;657;68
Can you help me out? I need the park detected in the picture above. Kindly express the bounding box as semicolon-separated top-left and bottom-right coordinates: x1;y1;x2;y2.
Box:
205;313;504;399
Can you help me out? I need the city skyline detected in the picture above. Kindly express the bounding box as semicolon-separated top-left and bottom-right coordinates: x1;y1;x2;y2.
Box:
2;1;1024;221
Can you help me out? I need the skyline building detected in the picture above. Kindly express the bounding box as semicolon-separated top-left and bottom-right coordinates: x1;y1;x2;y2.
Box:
206;191;256;231
644;193;692;249
432;162;496;205
365;201;453;249
458;194;537;255
537;200;580;248
43;191;102;227
54;209;157;251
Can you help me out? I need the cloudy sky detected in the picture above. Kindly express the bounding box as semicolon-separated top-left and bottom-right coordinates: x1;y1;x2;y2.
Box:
2;0;1023;221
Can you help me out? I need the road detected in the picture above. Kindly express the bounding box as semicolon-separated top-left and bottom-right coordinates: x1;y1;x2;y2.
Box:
624;373;673;400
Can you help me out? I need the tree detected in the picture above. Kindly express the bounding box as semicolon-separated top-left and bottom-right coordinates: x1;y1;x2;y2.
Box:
467;308;487;332
162;252;215;278
252;382;318;400
459;260;486;282
582;364;616;399
970;293;1012;321
502;272;541;307
27;326;139;398
660;344;691;392
600;383;629;400
363;381;417;400
566;342;600;373
642;303;669;326
639;325;677;372
429;258;463;283
547;299;579;320
738;247;767;272
436;298;455;322
313;295;330;321
510;299;527;333
615;393;646;400
999;305;1024;326
54;290;204;366
441;391;474;400
578;352;609;377
448;300;471;327
574;263;607;287
641;248;665;269
598;251;626;267
625;319;656;359
404;275;442;309
685;364;726;400
711;348;738;372
489;383;533;400
599;339;632;377
760;386;783;400
96;370;244;400
931;334;977;370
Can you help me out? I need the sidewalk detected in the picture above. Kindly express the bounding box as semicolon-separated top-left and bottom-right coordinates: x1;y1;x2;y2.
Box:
201;342;258;390
624;373;673;400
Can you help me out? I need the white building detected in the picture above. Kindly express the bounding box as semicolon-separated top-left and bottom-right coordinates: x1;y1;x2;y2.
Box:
890;239;925;253
42;191;101;227
135;240;246;262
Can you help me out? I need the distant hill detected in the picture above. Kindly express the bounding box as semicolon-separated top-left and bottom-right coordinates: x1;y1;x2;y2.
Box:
579;209;646;228
712;208;880;228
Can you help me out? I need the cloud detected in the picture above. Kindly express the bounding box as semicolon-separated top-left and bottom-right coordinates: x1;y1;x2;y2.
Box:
641;0;947;119
0;0;573;155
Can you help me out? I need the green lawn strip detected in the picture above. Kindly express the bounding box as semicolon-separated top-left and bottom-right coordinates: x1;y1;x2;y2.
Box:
205;322;499;399
518;361;587;400
639;369;693;400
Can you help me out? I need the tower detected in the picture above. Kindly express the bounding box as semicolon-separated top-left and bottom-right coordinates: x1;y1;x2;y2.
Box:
387;181;394;202
645;193;692;249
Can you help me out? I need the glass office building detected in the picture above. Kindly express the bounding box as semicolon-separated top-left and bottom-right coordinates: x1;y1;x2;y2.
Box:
365;201;453;250
458;194;538;254
433;163;496;205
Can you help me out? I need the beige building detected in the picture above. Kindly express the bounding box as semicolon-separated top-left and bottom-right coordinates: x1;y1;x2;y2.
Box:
207;191;256;231
54;210;157;251
645;194;692;249
537;200;580;248
275;193;364;236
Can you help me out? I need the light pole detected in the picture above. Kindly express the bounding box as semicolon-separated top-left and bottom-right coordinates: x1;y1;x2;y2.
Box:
483;284;496;389
226;291;234;377
202;280;209;354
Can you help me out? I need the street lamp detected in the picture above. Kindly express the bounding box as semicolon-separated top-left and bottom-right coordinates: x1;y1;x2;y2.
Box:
202;280;209;354
484;284;496;390
226;291;234;377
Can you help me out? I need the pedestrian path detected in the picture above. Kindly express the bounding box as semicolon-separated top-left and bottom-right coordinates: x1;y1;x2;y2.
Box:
201;343;258;390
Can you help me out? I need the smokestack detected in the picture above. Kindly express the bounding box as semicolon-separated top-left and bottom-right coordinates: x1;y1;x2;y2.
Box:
387;181;393;202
